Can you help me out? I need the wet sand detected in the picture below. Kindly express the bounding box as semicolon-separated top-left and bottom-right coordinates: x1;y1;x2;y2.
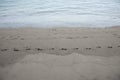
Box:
0;27;120;80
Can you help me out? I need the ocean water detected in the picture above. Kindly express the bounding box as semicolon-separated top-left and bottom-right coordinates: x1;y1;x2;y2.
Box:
0;0;120;28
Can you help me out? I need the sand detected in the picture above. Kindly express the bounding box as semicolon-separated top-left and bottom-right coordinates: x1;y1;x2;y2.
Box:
0;27;120;80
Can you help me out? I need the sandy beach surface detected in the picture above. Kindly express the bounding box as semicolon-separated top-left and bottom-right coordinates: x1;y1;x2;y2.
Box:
0;27;120;80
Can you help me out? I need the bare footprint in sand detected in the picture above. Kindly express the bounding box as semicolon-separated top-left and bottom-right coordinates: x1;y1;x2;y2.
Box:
20;38;24;40
73;48;79;50
13;48;20;51
83;36;88;38
1;49;8;51
17;36;20;38
112;33;117;36
12;38;18;40
66;37;73;39
25;48;31;50
86;48;92;50
108;46;113;48
118;45;120;47
49;48;55;50
60;48;67;50
96;46;101;48
35;48;43;51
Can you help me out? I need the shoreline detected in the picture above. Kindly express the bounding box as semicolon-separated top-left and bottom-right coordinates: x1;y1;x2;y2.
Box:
0;25;120;29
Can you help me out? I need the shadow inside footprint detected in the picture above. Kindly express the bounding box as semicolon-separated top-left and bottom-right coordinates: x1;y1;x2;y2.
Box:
60;48;67;50
1;49;8;51
49;48;55;50
112;33;117;36
96;46;101;48
73;48;79;50
20;38;24;40
36;48;43;51
86;48;92;50
13;48;20;51
117;45;120;47
108;46;112;48
66;37;73;39
26;48;31;50
83;36;88;38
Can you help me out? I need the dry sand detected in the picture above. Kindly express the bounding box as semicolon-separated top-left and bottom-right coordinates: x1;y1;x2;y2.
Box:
0;27;120;80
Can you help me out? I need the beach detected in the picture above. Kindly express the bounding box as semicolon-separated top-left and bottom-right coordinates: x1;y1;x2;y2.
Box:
0;27;120;80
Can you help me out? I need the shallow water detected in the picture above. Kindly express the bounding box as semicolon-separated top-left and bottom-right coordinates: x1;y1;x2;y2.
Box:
0;0;120;27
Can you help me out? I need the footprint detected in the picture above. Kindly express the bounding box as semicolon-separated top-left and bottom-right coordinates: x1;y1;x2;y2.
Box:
35;48;43;51
1;49;8;51
86;48;92;50
112;33;117;36
49;48;55;50
52;29;56;31
60;48;67;50
66;37;73;39
96;46;101;48
107;46;112;48
73;48;79;50
13;38;18;40
25;48;31;50
17;36;20;38
118;45;120;47
20;38;24;40
83;36;88;38
13;48;20;51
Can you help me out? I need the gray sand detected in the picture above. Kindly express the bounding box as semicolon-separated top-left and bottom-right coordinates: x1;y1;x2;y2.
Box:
0;27;120;80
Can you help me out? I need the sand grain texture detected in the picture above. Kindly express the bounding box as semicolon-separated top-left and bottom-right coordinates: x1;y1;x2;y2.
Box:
0;27;120;80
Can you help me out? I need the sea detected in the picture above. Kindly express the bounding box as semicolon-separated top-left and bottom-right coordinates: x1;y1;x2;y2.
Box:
0;0;120;28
